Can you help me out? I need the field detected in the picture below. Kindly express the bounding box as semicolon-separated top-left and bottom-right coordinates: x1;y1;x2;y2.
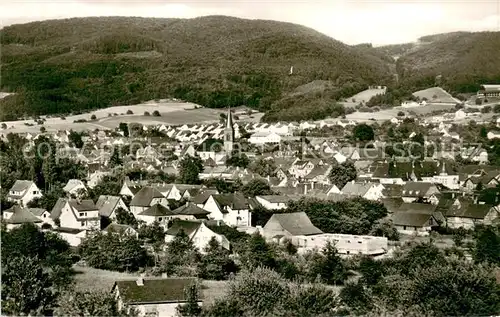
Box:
341;88;387;108
0;99;264;134
345;103;457;123
73;266;228;305
412;87;460;104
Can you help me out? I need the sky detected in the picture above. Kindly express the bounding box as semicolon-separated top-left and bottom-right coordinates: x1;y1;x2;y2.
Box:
1;0;499;45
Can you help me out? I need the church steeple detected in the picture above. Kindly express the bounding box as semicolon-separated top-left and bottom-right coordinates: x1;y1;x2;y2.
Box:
224;107;235;153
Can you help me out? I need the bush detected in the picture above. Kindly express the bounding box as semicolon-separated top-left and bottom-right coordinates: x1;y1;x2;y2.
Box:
152;110;161;117
90;114;97;120
144;111;151;116
73;119;87;123
397;111;405;116
126;110;133;114
60;116;66;120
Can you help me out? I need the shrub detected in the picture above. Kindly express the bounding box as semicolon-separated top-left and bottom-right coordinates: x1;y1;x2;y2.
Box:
90;114;97;120
397;111;405;116
152;110;161;117
144;111;151;116
126;110;133;114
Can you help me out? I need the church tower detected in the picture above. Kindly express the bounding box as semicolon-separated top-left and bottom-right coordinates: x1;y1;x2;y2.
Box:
224;107;235;153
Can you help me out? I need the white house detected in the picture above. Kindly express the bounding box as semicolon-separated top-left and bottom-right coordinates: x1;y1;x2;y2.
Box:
130;187;169;215
136;204;172;227
487;131;500;140
96;195;129;220
7;180;43;207
113;277;203;317
164;220;230;252
248;131;281;145
203;193;251;227
63;179;87;197
51;198;100;230
304;233;388;255
341;182;385;201
262;212;323;247
255;195;302;210
2;205;43;230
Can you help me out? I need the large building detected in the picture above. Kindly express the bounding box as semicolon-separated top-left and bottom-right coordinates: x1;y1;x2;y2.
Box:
224;108;235;153
478;84;500;98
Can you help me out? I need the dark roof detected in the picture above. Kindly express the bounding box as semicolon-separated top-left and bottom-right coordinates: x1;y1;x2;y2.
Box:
103;223;137;233
171;203;209;218
68;199;97;212
382;184;403;197
130;187;165;207
9;180;34;192
381;198;404;213
3;205;42;224
51;198;67;220
212;193;248;211
372;161;451;179
114;278;200;304
402;182;436;197
139;204;172;217
391;213;436;227
265;212;323;236
165;220;202;236
190;189;219;204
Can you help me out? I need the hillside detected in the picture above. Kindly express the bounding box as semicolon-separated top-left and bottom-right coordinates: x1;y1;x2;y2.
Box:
378;31;500;94
0;16;393;122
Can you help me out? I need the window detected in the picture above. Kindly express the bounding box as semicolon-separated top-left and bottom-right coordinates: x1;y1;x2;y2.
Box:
81;221;85;227
358;241;362;244
33;191;38;195
158;217;162;221
347;240;351;243
79;212;84;217
403;226;407;230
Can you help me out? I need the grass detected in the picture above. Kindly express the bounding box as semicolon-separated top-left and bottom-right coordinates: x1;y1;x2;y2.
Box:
412;87;460;104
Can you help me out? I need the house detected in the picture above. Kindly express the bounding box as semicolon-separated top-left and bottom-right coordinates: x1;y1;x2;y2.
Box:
29;207;53;227
391;212;440;236
248;131;281;145
130;187;169;215
341;182;385;201
203;193;251;227
487;131;500;140
120;179;144;198
170;203;210;221
166;184;203;201
51;198;100;230
262;212;323;247
401;182;440;203
136;204;172;227
96;195;129;221
113;277;203;317
478;84;500;98
103;223;139;238
7;180;42;207
165;220;230;252
442;198;500;229
63;179;87;197
255;195;302;210
1;205;43;230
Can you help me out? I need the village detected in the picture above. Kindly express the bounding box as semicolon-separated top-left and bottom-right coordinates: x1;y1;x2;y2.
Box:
2;85;500;316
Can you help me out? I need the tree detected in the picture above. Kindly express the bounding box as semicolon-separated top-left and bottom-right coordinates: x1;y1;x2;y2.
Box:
144;111;151;116
40;126;46;133
248;158;277;177
68;130;84;148
90;114;97;120
152;110;161;117
473;226;500;265
163;229;201;276
109;147;123;167
176;284;202;317
119;122;129;137
328;161;357;189
226;151;249;168
198;237;237;280
126;110;134;114
1;123;7;129
310;241;347;285
353;124;374;141
240;232;276;269
116;207;138;228
55;290;134;316
369;218;400;241
85;175;122;200
397;111;405;116
241;178;273;197
27;185;65;211
1;255;55;316
138;221;165;244
179;155;203;184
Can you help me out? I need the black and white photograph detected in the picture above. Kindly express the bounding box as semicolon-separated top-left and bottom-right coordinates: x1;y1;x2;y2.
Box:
1;0;500;316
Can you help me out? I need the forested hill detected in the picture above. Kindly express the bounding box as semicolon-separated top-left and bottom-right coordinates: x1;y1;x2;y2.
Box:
377;31;500;94
0;16;393;122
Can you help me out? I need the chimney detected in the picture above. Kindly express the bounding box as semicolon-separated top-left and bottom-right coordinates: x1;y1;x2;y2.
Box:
136;277;144;286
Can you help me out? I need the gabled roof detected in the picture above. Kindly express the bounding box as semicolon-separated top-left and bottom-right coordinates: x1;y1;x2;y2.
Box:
171;203;210;218
68;199;97;212
190;189;219;204
103;223;137;234
211;193;248;211
341;182;376;197
257;195;302;204
9;180;35;194
138;204;172;217
165;220;202;236
130;187;165;207
96;195;122;217
3;205;42;224
391;212;436;227
381;198;404;213
402;182;436;197
63;179;85;193
265;212;323;236
114;278;200;304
